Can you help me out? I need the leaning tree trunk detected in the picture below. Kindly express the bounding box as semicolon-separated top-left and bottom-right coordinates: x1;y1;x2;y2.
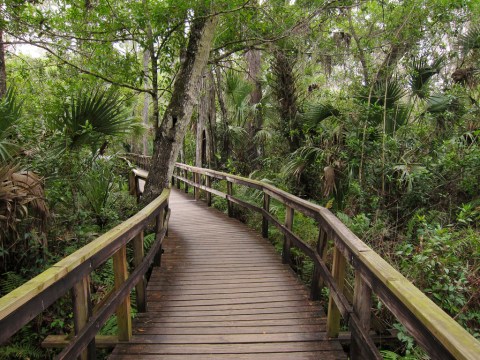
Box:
142;13;218;204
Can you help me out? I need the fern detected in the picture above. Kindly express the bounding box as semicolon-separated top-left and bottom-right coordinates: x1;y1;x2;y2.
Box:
0;343;43;359
0;272;26;297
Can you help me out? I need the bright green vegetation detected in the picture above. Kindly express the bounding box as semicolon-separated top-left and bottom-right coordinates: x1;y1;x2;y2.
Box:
0;0;479;358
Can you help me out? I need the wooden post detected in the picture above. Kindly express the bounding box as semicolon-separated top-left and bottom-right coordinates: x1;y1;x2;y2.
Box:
206;175;212;207
72;276;95;360
113;245;132;341
262;193;270;238
176;168;181;189
282;206;294;265
327;246;346;338
128;171;136;196
227;181;233;217
195;173;201;201
134;176;140;203
311;227;328;300
193;173;198;200
351;271;372;359
154;208;165;267
132;231;146;312
184;169;189;193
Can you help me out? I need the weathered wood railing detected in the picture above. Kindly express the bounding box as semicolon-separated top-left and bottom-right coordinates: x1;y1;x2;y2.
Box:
0;170;170;360
164;162;480;360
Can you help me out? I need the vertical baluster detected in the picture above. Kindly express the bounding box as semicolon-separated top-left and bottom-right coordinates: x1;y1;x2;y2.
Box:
72;276;95;360
206;175;212;207
184;169;189;193
132;231;146;312
262;193;270;239
351;272;372;359
327;246;346;338
227;181;233;217
282;206;294;265
176;168;181;189
113;245;132;341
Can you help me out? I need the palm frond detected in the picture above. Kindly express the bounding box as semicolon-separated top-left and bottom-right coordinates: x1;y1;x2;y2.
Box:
59;88;136;150
226;125;248;146
426;94;458;113
409;56;444;98
281;146;323;181
253;128;272;145
458;24;480;54
300;103;340;132
373;80;406;108
358;80;406;109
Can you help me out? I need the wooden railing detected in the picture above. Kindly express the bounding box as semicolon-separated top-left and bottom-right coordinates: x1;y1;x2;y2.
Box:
0;170;169;360
164;162;480;360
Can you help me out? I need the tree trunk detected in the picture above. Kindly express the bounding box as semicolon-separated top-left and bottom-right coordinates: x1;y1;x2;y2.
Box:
0;29;7;98
206;70;216;168
142;13;218;203
196;69;216;169
214;67;229;166
142;50;150;155
245;48;262;160
195;74;207;167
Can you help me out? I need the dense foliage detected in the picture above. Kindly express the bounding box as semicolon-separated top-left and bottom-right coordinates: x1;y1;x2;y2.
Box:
0;0;478;358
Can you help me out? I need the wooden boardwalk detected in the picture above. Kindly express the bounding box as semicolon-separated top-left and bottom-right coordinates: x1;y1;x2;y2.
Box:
110;189;346;359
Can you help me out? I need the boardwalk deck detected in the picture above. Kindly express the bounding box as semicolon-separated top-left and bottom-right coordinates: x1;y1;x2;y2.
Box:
109;189;346;359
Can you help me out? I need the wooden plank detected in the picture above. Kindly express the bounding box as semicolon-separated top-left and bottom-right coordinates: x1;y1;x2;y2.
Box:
111;352;345;360
112;341;343;354
132;325;326;335
42;335;118;349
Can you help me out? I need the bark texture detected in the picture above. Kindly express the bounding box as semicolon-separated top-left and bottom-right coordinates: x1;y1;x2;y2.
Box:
142;13;218;203
196;69;216;168
142;50;150;155
0;30;7;98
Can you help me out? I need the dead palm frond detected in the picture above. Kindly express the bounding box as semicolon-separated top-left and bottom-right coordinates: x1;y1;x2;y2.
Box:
323;166;336;197
0;164;49;240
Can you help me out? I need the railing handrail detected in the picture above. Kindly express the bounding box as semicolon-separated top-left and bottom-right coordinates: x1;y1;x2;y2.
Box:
0;175;170;359
165;161;480;360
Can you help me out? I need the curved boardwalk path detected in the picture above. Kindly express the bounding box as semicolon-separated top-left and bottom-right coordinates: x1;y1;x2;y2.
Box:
110;189;346;359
